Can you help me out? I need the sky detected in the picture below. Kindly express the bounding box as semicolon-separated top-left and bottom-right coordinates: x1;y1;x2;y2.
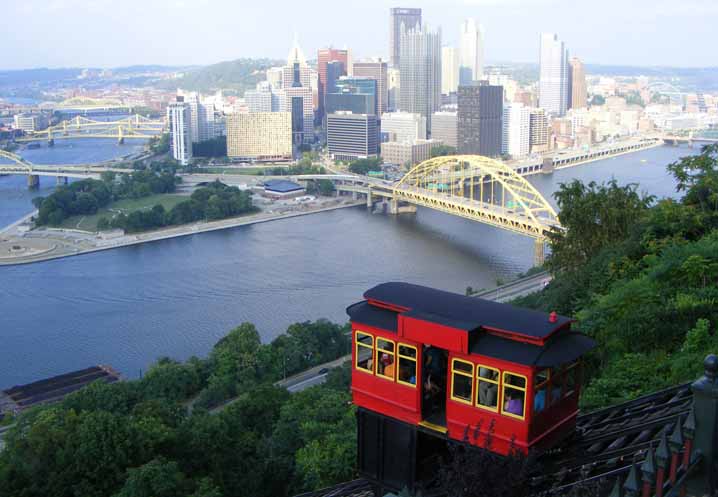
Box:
3;0;717;70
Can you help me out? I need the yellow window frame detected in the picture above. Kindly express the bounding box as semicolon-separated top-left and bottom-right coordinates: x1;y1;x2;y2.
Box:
397;343;418;388
501;371;528;421
450;358;474;405
476;364;501;413
375;337;397;381
355;330;374;375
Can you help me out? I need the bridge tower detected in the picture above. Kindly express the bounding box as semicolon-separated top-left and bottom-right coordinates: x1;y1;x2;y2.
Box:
118;125;124;145
47;129;54;147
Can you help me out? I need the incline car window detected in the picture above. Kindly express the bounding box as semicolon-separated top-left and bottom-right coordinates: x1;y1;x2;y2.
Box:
356;331;374;373
451;359;474;405
477;365;500;412
397;344;417;387
376;338;396;380
502;372;527;420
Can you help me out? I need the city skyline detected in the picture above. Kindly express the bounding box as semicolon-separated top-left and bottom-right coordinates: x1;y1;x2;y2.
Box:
3;0;717;70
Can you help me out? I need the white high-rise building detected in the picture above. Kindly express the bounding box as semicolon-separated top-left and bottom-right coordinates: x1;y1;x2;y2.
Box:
387;67;401;112
460;19;485;83
267;67;284;89
441;46;460;95
381;111;426;143
539;33;570;116
430;111;457;148
179;91;215;143
245;82;284;113
167;97;192;166
399;23;442;135
502;103;530;159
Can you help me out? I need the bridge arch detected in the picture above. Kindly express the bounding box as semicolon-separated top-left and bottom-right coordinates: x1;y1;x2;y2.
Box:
393;155;560;239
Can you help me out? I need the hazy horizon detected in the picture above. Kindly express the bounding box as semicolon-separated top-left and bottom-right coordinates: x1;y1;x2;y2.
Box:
3;0;717;70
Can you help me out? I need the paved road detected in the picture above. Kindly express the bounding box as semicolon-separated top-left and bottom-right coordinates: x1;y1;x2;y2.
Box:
472;270;552;303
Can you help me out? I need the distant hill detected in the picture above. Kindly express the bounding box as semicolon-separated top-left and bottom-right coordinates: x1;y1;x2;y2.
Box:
157;58;283;95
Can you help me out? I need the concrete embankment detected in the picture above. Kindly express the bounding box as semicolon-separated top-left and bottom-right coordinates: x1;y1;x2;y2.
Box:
0;201;365;267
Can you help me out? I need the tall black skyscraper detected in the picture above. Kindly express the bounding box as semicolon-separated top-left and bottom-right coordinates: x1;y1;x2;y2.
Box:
291;96;304;145
389;7;422;68
457;82;503;157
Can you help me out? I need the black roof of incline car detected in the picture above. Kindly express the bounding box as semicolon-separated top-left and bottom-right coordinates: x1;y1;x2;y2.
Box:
347;283;596;367
363;282;573;340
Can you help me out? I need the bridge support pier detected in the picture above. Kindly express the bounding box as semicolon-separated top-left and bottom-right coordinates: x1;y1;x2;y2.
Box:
533;238;546;267
387;197;417;215
48;139;54;147
389;197;398;215
27;174;40;189
56;176;68;186
366;189;373;209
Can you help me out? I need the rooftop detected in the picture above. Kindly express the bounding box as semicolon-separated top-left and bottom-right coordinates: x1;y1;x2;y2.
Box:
364;282;572;341
263;179;304;193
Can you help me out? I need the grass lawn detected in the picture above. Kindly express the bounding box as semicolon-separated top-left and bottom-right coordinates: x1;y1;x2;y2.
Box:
58;194;187;232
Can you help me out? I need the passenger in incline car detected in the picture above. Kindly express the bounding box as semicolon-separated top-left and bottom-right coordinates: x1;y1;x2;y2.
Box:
504;392;524;416
382;353;395;378
478;367;499;408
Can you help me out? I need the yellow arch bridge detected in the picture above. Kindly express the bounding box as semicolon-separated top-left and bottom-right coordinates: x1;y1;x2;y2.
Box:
15;114;165;144
301;155;560;265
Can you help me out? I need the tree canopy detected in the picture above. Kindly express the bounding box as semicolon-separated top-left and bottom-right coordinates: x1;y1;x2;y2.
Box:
516;144;718;409
0;320;354;497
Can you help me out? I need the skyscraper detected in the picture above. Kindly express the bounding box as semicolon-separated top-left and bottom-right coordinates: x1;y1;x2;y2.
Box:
326;61;345;97
568;57;587;110
460;19;485;83
282;39;314;143
502;103;530;159
389;7;422;67
352;59;389;116
226;112;292;161
325;77;377;116
399;23;441;135
529;108;550;153
457;82;503;157
430;111;458;148
317;48;349;121
166;96;192;166
441;46;460;95
327;112;378;160
282;39;311;89
539;33;569;116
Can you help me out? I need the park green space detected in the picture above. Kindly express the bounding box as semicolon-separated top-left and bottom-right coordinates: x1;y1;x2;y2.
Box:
58;194;187;231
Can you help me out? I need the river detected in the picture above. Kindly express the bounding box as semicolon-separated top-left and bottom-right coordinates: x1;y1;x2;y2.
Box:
0;141;697;388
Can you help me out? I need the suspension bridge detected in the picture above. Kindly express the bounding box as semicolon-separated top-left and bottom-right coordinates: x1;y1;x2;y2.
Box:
0;149;134;187
15;114;165;145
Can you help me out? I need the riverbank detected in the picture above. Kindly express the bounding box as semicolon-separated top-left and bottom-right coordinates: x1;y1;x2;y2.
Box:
515;137;663;176
0;199;364;266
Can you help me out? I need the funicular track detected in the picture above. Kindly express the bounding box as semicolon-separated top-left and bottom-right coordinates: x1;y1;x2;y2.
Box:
534;383;693;494
292;383;696;497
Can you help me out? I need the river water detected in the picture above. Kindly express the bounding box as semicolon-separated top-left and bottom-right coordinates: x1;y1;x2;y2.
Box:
0;141;696;387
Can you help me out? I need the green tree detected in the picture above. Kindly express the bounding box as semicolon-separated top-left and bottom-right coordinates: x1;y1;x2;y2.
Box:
430;145;457;158
667;143;718;213
546;179;653;273
113;458;188;497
